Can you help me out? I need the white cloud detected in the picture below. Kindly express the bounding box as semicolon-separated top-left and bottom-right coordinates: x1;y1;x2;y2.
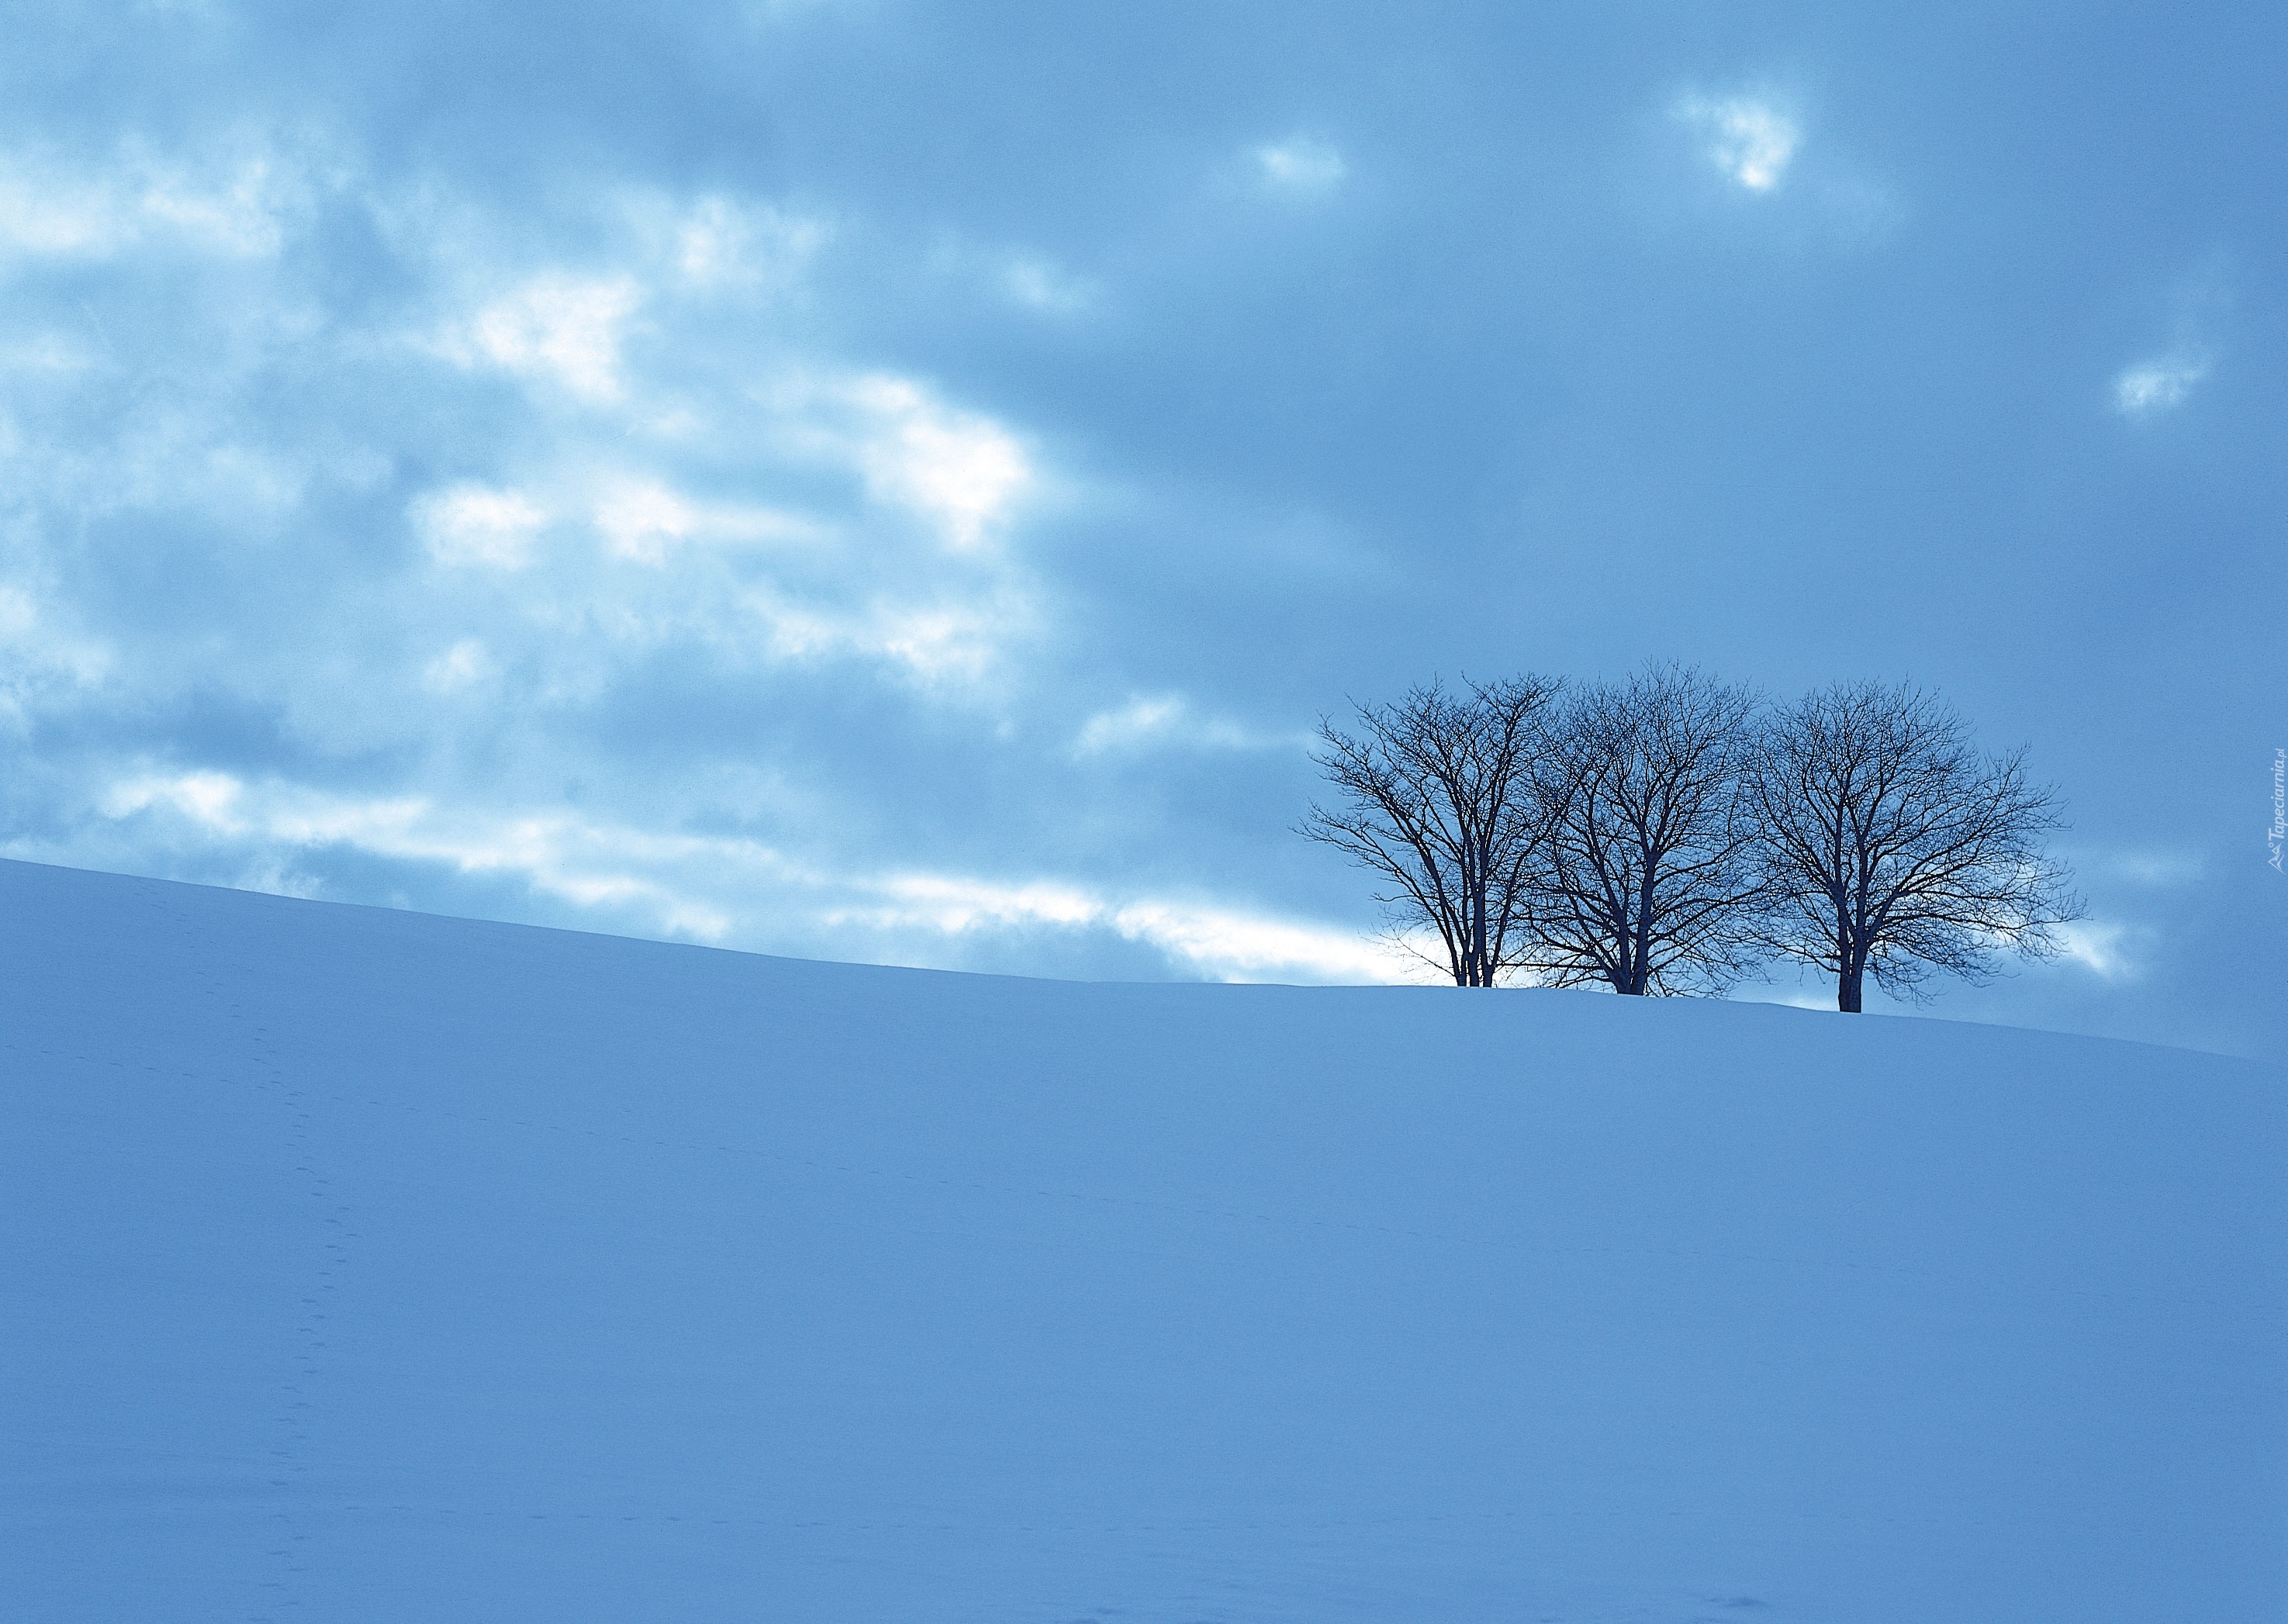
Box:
842;374;1032;551
862;599;1027;681
2;147;1087;939
729;586;1033;685
1107;898;1403;983
1072;694;1300;758
138;157;296;256
922;237;1097;316
1076;695;1187;755
267;801;739;941
399;399;1040;687
0;585;111;726
1678;95;1799;192
861;872;1104;934
574;368;1049;682
422;638;494;693
92;772;1405;982
848;872;1408;983
1254;137;1346;193
593;479;696;562
1;332;96;373
0;585;109;680
454;273;644;401
100;773;748;942
1748;990;1846;1011
1001;254;1092;314
0;149;301;260
663;194;828;287
2113;351;2208;418
414;484;549;569
390;206;1049;687
2055;920;2138;980
105;769;249;831
592;477;821;565
0;171;125;255
2103;849;2206;886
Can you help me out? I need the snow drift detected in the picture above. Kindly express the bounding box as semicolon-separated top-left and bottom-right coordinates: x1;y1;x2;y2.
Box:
2;858;2280;1622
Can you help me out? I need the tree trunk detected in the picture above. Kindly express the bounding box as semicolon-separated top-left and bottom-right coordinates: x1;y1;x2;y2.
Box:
1837;963;1863;1013
1471;883;1490;986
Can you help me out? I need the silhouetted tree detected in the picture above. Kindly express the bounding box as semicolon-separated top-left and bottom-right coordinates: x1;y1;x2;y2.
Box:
1745;680;2082;1012
1299;675;1565;986
1519;663;1764;995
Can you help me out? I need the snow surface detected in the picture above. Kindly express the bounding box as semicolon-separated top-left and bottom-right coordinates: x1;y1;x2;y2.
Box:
2;857;2282;1623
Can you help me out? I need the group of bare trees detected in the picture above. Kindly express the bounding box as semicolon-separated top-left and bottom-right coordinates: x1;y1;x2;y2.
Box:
1299;665;2082;1011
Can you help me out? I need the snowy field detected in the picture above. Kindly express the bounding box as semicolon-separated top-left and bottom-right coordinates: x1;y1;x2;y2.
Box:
2;858;2281;1623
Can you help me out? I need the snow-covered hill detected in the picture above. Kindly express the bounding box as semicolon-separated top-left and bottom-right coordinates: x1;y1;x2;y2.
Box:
2;858;2280;1623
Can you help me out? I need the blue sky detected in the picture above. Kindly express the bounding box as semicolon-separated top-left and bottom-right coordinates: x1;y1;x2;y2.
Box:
2;1;2282;1057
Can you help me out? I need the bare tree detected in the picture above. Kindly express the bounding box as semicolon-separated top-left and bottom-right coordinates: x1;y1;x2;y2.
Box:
1744;680;2082;1012
1519;663;1765;995
1298;675;1564;986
